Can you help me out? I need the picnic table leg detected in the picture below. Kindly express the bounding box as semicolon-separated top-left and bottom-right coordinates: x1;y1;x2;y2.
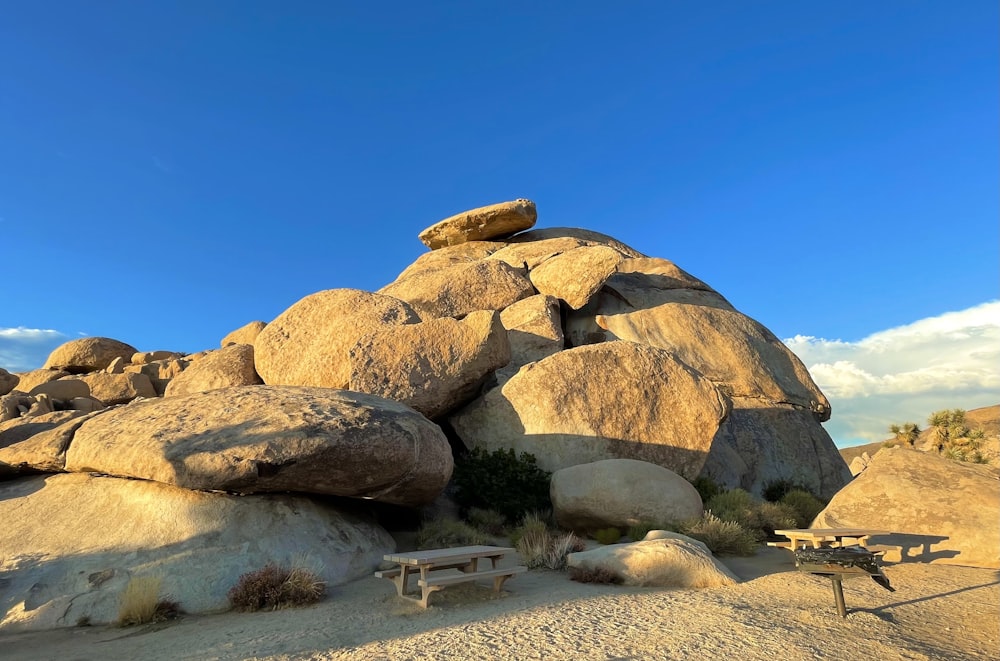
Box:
831;576;847;618
391;567;412;597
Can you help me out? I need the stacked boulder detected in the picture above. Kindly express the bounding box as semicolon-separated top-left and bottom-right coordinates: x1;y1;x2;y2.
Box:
0;197;850;630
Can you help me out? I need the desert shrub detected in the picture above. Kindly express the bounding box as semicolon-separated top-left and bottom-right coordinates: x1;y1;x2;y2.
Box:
679;512;758;556
509;511;550;547
779;489;826;528
568;565;623;584
451;447;552;523
117;576;181;626
761;479;812;503
514;523;582;570
415;518;488;550
592;527;622;545
690;475;721;503
755;501;799;538
228;563;326;612
705;488;755;519
466;507;507;536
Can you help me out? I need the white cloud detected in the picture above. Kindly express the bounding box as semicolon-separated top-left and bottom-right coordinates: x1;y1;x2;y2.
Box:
784;301;1000;447
0;327;67;373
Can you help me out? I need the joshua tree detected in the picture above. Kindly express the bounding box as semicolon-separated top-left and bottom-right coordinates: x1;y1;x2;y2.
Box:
888;422;921;447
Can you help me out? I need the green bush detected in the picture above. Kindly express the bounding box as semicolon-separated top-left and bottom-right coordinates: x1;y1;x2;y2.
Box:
761;479;812;503
227;564;325;612
690;475;722;503
466;507;507;536
779;490;825;528
592;527;622;545
626;520;674;542
705;488;757;524
415;518;488;550
509;511;550;548
755;501;798;537
451;448;552;523
680;513;758;556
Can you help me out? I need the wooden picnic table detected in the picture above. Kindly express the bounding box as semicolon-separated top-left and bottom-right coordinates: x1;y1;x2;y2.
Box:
769;528;892;551
375;545;527;608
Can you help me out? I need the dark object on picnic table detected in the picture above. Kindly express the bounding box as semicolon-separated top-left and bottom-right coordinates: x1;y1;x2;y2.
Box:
795;546;895;592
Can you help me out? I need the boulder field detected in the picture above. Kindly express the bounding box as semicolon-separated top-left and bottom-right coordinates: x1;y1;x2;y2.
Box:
0;197;855;630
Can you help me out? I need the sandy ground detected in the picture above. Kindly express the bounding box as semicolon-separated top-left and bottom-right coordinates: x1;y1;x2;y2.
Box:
1;548;997;661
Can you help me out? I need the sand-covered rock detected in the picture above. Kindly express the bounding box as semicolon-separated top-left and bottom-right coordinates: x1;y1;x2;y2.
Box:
567;538;740;588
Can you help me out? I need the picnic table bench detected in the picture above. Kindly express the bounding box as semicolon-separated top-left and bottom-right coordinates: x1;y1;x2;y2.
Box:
374;545;527;608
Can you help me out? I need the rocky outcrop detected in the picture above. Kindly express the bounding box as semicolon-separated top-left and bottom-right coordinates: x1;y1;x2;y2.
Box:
0;410;100;474
812;447;1000;569
348;310;511;419
76;372;157;405
66;385;453;507
527;245;623;310
12;369;70;395
253;289;421;389
449;341;730;478
43;337;138;374
496;294;563;383
418;199;537;249
0;368;17;396
566;538;739;588
551;459;704;531
0;473;394;631
221;320;267;347
379;260;535;320
164;344;261;397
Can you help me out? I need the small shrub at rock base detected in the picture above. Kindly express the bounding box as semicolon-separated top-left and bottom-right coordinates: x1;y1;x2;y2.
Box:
761;479;812;503
593;527;622;545
680;512;758;556
755;501;798;538
627;520;676;542
779;489;826;528
515;526;581;570
117;576;182;626
509;511;551;547
416;518;488;550
690;475;721;503
451;447;552;523
466;507;507;536
228;563;326;612
568;565;623;584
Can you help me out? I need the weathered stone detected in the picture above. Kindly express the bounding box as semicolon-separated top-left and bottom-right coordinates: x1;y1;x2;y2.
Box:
507;227;646;258
0;368;18;396
394;241;507;281
221;321;267;348
849;452;873;476
596;303;830;420
698;400;852;501
131;350;182;364
418;199;537;249
487;236;594;270
123;358;190;396
1;391;32;422
11;369;70;395
76;372;156;405
0;410;96;474
43;337;138;374
813;447;1000;569
379;260;535;320
551;459;703;531
105;357;125;374
254;289;421;389
566;538;739;588
28;378;90;402
67;396;105;413
165;344;261;397
448;341;730;478
0;473;394;631
496;294;564;384
528;245;623;310
66;385;453;507
349;310;510;419
26;394;54;417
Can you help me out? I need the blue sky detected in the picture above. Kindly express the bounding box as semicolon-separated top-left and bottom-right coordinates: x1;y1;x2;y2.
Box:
1;2;997;447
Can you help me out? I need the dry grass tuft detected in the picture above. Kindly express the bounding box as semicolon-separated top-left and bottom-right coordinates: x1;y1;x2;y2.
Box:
568;565;624;584
117;576;181;626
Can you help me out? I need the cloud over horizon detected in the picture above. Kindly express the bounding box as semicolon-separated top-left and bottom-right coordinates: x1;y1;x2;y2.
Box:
0;327;68;372
784;301;1000;447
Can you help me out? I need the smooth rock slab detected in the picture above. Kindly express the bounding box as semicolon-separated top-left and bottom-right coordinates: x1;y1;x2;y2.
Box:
66;385;454;507
418;199;537;249
448;341;730;478
0;473;394;631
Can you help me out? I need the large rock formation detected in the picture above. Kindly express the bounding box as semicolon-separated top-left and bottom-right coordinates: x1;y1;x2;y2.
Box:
65;385;453;507
0;473;393;631
43;337;138;374
812;447;1000;569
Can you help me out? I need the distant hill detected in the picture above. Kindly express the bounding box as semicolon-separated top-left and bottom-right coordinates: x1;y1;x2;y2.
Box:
839;404;1000;467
